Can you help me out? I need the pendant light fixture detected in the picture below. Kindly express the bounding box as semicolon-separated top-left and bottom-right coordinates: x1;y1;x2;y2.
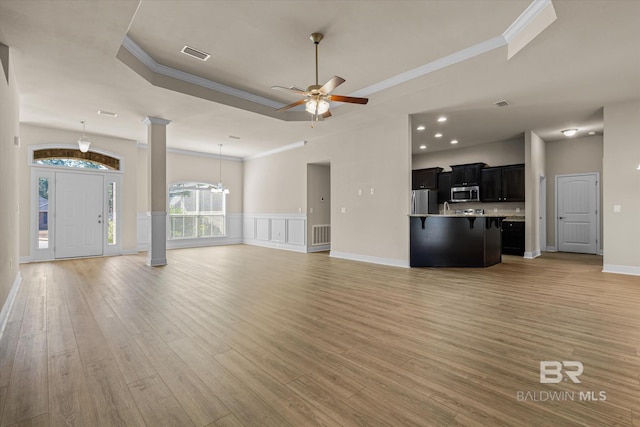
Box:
77;121;91;153
211;144;230;194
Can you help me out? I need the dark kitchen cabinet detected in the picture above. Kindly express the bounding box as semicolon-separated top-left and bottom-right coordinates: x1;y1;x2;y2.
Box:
450;163;486;187
480;163;524;202
437;171;451;203
412;167;443;190
502;220;525;256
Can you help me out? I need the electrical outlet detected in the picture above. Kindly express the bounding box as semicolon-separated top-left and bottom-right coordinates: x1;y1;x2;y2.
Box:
493;208;498;213
516;208;521;213
370;188;375;195
358;189;362;196
310;207;313;213
613;204;622;213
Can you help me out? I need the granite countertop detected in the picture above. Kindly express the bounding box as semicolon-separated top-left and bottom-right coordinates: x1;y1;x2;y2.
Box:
503;216;525;222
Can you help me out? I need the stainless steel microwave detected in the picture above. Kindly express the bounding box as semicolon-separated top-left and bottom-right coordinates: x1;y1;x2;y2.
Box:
450;186;480;202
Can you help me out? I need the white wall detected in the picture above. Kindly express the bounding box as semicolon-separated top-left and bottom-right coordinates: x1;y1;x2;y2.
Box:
0;43;21;326
18;124;140;257
545;135;603;250
602;99;640;275
244;116;411;266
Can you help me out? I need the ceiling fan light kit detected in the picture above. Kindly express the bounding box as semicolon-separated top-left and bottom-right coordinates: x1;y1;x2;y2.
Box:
272;32;368;126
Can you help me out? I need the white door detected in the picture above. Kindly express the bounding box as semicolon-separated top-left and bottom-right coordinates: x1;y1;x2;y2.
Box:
557;174;598;254
55;172;104;258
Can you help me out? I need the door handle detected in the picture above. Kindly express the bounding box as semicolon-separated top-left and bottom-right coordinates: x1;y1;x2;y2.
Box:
98;214;102;224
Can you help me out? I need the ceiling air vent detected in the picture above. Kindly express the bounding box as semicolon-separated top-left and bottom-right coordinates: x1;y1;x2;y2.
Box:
180;45;211;61
494;100;510;107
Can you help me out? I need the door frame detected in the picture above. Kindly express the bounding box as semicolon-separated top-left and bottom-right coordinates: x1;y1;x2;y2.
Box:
30;160;123;261
554;172;600;254
539;174;547;251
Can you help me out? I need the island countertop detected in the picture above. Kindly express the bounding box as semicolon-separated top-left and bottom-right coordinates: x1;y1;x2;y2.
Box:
408;214;507;218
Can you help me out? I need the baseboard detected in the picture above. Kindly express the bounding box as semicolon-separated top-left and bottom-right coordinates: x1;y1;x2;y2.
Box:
19;256;32;264
329;251;409;268
307;245;331;253
602;264;640;276
545;246;557;252
523;250;541;259
168;237;243;250
243;239;308;253
121;249;140;255
0;271;22;342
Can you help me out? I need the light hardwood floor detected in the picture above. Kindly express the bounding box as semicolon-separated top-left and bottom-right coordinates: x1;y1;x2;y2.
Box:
1;245;639;426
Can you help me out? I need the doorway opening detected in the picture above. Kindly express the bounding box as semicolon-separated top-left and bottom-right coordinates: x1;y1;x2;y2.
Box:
307;162;331;252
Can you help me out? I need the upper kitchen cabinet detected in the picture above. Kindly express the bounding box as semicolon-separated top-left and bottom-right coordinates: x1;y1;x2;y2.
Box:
480;163;525;202
450;163;486;187
412;167;443;190
437;171;451;203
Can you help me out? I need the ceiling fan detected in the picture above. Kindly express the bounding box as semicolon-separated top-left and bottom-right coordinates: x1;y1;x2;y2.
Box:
272;33;369;123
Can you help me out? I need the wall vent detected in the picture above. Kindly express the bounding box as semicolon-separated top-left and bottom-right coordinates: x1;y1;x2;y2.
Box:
494;100;510;107
180;45;211;61
312;224;331;246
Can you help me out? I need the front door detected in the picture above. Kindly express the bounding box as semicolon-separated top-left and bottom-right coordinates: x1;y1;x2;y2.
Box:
557;173;598;254
55;172;104;258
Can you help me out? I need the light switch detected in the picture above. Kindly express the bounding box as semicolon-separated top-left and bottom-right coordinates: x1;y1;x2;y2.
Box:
613;204;622;213
358;189;362;196
370;188;375;195
341;207;347;214
516;208;521;213
310;207;313;213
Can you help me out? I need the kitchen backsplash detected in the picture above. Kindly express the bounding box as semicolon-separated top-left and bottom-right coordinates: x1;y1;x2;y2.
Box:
440;201;525;216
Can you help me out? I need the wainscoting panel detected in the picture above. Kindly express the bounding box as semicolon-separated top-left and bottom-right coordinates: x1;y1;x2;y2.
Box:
288;219;306;246
271;219;286;243
243;214;307;252
256;218;271;241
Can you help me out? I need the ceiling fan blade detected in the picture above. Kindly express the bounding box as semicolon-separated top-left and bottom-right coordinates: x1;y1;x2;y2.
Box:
320;76;346;94
321;110;332;118
271;86;307;96
276;98;307;112
328;95;369;105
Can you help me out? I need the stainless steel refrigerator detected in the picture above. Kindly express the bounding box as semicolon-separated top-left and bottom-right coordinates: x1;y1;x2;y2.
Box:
411;189;439;214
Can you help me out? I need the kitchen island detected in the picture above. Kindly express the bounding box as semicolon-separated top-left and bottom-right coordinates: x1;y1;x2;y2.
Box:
410;214;506;267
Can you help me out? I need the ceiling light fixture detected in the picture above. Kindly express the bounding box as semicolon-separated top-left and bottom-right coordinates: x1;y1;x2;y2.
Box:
211;144;230;194
437;117;447;123
416;125;426;131
562;129;578;137
434;133;443;138
419;145;427;150
77;121;91;153
450;139;458;145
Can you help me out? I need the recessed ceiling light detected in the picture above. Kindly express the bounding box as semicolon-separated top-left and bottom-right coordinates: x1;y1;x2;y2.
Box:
562;129;578;137
97;110;117;118
419;145;427;150
588;131;596;135
450;139;458;144
434;133;443;138
416;125;426;131
437;117;447;123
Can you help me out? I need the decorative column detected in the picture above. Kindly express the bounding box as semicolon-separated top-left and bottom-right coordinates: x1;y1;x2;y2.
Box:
143;116;171;266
